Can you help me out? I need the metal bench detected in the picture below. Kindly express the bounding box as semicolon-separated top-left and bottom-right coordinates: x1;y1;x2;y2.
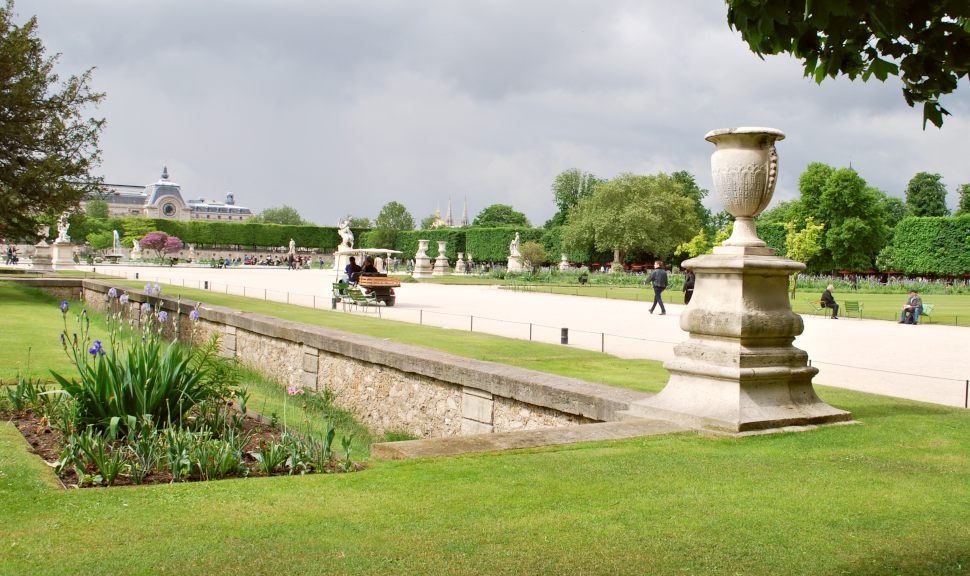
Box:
806;300;825;316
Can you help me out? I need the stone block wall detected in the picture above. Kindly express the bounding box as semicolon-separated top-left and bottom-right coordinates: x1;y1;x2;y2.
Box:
21;278;641;439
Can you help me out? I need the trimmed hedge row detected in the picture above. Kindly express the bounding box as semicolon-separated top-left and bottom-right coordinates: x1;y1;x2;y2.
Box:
885;215;970;275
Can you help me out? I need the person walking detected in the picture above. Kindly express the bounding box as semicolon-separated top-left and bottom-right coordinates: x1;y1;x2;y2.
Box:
821;284;839;319
646;260;668;315
683;268;696;305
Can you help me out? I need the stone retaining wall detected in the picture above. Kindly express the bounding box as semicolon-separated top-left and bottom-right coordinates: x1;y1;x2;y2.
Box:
15;278;646;438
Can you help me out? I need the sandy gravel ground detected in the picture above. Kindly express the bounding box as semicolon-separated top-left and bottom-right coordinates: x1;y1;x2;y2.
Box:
82;265;970;408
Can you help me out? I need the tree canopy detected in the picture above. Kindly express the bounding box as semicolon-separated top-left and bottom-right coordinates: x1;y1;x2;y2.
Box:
809;165;889;271
84;198;109;220
562;173;700;262
255;205;307;225
374;201;414;231
957;184;970;216
472;204;530;228
548;169;599;227
905;172;950;217
0;2;105;240
726;0;970;127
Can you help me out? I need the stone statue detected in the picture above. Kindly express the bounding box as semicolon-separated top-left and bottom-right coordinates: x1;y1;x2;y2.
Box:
131;239;142;260
288;238;296;255
36;224;50;246
509;232;521;258
337;219;354;250
55;212;71;243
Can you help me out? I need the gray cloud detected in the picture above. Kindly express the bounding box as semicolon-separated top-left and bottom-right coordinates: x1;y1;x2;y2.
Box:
22;0;970;225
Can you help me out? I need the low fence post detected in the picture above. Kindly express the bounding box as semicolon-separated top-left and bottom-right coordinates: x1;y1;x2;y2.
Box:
470;316;474;331
529;323;532;341
204;281;209;290
561;327;568;345
601;332;605;353
965;380;968;409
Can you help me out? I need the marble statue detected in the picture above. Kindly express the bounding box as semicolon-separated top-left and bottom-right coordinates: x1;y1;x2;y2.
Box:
55;213;71;243
509;232;521;258
337;219;354;250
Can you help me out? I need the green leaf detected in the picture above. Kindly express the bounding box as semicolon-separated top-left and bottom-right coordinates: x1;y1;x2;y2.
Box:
863;57;898;82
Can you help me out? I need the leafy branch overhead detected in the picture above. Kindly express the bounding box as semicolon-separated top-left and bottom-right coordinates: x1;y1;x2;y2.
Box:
726;0;970;127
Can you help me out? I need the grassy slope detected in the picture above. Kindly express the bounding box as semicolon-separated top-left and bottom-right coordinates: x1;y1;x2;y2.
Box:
2;388;969;575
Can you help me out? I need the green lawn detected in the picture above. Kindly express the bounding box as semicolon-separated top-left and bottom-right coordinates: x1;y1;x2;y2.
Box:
3;280;970;574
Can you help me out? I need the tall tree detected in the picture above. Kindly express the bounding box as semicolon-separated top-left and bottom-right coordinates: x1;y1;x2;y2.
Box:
905;172;950;217
369;201;415;248
562;173;700;263
784;217;824;298
726;0;970;127
817;168;888;271
256;205;306;225
374;201;414;231
957;183;970;216
84;198;109;220
549;169;599;227
344;215;371;228
0;2;105;240
517;241;548;273
472;204;530;228
671;170;711;231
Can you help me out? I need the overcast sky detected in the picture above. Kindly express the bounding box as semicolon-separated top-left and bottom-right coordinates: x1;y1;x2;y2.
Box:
21;0;970;226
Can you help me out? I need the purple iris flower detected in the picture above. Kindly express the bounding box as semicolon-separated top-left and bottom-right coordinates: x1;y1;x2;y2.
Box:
88;340;105;356
119;292;129;305
108;287;118;298
189;309;200;321
141;302;151;314
59;299;69;313
157;310;169;323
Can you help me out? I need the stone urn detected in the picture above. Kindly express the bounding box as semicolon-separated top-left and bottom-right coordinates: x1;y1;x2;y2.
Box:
415;239;429;259
705;127;784;247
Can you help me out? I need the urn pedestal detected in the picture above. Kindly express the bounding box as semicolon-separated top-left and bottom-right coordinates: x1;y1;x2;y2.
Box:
51;242;75;270
412;239;434;279
432;241;450;276
626;128;851;433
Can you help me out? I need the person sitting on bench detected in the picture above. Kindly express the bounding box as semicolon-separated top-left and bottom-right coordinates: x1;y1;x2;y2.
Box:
899;290;923;324
820;284;839;319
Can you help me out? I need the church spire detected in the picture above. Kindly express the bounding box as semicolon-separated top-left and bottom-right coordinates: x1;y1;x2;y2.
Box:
446;197;454;227
461;197;469;227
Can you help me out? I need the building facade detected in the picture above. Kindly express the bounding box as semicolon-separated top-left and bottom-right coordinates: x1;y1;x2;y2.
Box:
92;167;253;222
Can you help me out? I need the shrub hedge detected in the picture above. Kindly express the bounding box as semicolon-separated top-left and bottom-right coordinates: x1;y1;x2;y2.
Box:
885;215;970;276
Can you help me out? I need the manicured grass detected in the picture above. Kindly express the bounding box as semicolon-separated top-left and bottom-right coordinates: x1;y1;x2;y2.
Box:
2;387;970;575
0;283;94;382
3;281;970;574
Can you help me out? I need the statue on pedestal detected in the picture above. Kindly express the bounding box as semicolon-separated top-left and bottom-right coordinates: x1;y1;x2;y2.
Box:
509;232;521;257
337;220;354;250
55;213;71;243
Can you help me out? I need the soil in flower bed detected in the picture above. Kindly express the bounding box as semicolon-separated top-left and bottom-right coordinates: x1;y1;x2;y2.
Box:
2;408;364;488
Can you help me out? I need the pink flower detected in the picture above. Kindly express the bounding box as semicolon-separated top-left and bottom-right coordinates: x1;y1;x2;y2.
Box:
287;386;304;396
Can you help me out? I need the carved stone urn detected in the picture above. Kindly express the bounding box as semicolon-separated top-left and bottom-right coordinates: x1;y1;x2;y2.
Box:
623;127;852;433
705;127;783;247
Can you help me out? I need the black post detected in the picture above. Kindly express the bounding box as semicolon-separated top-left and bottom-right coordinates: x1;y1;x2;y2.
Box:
135;272;139;279
561;327;568;345
204;281;209;290
331;296;337;310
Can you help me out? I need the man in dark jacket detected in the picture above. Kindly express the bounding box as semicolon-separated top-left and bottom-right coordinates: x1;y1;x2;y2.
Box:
821;284;839;319
646;260;668;315
683;268;696;305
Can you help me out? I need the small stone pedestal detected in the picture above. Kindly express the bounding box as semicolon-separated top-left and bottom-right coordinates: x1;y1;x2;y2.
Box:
51;242;75;270
626;245;852;433
432;241;450;276
30;243;53;273
412;239;434;279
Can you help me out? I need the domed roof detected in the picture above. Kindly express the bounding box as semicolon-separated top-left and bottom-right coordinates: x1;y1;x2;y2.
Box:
145;166;185;206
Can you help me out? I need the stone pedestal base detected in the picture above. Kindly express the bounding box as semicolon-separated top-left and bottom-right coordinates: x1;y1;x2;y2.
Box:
51;242;75;269
507;256;524;273
30;244;52;273
412;256;433;279
626;245;852;433
432;257;450;276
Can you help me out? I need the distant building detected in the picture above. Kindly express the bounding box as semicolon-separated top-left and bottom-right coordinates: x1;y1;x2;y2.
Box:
89;166;253;222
